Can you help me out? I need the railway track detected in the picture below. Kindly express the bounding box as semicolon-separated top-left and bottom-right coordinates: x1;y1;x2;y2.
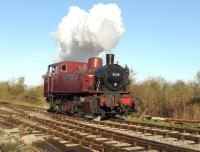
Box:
0;109;132;151
10;104;200;143
0;103;200;151
4;103;200;133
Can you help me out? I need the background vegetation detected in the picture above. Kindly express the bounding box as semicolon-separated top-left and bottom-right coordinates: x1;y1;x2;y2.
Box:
0;77;46;108
131;71;200;120
0;72;200;119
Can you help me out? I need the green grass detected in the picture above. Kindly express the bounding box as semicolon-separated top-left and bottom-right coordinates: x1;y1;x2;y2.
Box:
0;99;47;109
128;115;200;129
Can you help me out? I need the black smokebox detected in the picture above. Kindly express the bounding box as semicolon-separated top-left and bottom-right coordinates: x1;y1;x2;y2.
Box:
106;54;114;65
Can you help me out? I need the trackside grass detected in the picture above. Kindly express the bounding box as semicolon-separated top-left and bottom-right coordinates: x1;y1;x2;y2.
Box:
0;99;47;109
128;115;200;129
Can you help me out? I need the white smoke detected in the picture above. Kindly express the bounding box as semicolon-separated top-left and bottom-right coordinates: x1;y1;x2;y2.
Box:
53;3;125;62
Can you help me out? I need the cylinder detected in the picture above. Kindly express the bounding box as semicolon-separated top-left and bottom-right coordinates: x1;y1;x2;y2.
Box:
88;57;103;69
106;54;114;65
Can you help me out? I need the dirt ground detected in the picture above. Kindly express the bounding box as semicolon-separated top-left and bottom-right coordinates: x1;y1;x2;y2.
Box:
0;126;45;152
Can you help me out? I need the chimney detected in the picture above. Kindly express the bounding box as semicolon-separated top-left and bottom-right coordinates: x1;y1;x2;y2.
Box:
106;54;114;65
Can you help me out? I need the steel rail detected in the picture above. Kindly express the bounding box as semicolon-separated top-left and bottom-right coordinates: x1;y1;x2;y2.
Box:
113;119;200;134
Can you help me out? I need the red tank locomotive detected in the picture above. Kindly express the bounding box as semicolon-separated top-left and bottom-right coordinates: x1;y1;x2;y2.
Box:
43;54;137;119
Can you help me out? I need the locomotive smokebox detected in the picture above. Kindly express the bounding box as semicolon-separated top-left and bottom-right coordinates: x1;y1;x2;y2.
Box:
106;54;114;65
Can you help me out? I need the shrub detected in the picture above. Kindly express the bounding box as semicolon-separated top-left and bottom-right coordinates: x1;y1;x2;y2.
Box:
0;77;45;107
131;72;200;119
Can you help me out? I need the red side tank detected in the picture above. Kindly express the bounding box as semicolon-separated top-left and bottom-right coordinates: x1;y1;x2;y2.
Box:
88;57;102;69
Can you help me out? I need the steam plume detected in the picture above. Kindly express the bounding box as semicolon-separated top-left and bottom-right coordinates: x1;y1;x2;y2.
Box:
53;3;125;62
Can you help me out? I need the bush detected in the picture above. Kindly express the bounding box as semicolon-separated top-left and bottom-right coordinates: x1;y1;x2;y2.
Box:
0;81;10;98
131;72;200;119
0;77;45;107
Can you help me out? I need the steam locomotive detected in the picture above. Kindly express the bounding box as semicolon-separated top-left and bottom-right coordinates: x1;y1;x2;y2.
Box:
43;54;139;119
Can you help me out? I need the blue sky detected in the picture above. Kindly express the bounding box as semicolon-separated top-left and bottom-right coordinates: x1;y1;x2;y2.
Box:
0;0;200;85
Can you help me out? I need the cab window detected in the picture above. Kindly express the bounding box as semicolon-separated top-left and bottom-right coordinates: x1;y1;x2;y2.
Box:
49;65;58;75
61;64;67;72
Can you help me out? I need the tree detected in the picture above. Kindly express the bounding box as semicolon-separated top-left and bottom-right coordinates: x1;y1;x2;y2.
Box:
196;71;200;84
17;77;25;85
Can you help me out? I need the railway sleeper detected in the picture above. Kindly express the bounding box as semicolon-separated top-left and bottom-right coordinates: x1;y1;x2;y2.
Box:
0;114;124;152
52;115;200;151
26;118;127;151
92;119;200;144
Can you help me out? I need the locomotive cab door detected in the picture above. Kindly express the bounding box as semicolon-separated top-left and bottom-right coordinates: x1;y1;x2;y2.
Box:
43;75;52;96
43;65;58;96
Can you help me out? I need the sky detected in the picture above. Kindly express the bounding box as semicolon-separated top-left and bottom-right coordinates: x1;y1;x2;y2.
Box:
0;0;200;85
